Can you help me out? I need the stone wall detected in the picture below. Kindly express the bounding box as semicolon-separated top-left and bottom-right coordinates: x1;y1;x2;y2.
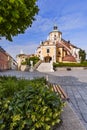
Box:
55;67;87;71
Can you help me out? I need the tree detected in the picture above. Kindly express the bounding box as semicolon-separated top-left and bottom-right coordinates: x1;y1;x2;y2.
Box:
79;49;86;62
0;0;39;41
25;56;40;66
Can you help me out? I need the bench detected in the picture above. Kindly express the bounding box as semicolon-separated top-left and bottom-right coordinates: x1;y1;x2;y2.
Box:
46;75;69;101
48;83;69;101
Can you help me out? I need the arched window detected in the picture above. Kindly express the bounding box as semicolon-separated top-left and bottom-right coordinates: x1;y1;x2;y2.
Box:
47;49;50;53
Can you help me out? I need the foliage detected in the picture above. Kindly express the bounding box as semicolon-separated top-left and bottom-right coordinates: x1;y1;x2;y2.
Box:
53;62;87;67
0;76;64;130
0;0;39;41
21;61;27;65
79;49;86;62
0;76;46;99
25;56;40;66
0;76;26;98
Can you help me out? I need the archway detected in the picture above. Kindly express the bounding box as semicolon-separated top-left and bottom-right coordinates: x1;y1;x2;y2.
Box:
44;56;52;62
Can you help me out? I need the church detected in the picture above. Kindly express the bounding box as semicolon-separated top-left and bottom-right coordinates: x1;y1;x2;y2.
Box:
36;25;80;63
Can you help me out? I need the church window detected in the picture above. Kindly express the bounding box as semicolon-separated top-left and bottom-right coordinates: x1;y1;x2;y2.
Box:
47;49;50;53
54;35;56;40
57;51;61;56
54;37;56;40
58;52;60;54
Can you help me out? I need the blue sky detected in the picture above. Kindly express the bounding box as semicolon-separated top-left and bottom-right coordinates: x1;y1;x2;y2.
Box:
0;0;87;59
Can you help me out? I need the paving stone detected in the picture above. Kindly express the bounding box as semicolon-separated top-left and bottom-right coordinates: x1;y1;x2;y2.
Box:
1;70;87;129
56;103;86;130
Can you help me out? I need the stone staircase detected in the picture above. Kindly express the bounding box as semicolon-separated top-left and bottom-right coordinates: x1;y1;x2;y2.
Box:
33;60;42;71
36;62;54;72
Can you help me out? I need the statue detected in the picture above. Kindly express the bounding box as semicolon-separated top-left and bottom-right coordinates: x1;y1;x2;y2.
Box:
29;60;33;72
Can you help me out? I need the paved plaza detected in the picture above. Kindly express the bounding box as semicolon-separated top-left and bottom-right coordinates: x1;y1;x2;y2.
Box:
0;70;87;129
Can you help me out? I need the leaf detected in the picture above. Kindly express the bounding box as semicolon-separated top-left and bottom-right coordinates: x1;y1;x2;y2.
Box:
0;0;39;41
0;77;64;129
0;119;3;124
0;16;4;23
9;0;15;3
45;124;50;130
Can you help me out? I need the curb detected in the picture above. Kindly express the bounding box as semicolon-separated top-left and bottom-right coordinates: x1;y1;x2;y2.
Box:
56;102;86;130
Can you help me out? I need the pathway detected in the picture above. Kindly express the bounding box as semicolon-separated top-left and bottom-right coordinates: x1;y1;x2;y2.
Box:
0;70;87;129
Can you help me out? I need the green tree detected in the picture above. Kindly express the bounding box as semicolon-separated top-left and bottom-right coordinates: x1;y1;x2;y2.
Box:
79;49;86;62
25;56;40;66
0;0;39;41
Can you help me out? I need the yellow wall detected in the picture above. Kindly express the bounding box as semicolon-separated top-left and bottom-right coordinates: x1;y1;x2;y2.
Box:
41;46;55;58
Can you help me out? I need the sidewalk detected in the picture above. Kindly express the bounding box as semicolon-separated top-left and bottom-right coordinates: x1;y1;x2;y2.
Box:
56;102;86;130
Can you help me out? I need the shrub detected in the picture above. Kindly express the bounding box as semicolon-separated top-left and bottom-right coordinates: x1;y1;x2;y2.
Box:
0;76;47;99
0;77;64;130
0;76;26;98
79;49;86;62
53;62;87;67
26;56;40;66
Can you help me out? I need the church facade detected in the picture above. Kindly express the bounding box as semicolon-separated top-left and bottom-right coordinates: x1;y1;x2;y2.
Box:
36;26;80;63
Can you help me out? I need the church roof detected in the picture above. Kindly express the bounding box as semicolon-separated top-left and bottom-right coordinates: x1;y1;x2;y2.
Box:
62;39;78;49
63;55;76;62
56;42;64;48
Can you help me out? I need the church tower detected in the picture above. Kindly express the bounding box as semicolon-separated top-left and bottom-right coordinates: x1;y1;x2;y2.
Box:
53;25;58;31
48;25;62;43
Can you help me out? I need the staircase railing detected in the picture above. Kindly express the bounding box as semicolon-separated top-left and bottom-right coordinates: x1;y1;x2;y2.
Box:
33;60;42;71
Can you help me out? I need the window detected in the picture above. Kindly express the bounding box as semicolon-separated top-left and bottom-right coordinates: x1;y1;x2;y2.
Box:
47;49;50;53
57;51;61;57
54;35;56;40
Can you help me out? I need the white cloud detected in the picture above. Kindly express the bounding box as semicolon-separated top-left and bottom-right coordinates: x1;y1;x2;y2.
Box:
27;15;54;33
1;0;87;61
59;13;87;31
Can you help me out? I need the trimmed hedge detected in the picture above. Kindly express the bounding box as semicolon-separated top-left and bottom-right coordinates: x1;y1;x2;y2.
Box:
53;62;87;67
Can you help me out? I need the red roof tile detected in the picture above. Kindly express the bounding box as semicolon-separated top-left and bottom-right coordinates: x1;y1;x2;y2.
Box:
56;42;64;48
63;55;76;62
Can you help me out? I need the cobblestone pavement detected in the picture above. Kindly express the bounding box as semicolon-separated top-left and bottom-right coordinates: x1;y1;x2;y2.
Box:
47;70;87;129
0;70;87;129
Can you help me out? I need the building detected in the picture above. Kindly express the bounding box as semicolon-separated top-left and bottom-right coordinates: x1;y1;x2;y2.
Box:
7;53;17;70
0;46;17;71
16;53;30;70
16;51;35;70
36;25;80;63
0;46;9;71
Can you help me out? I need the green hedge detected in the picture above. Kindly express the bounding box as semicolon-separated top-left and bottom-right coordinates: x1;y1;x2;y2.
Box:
21;56;40;66
0;76;64;130
53;62;87;67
